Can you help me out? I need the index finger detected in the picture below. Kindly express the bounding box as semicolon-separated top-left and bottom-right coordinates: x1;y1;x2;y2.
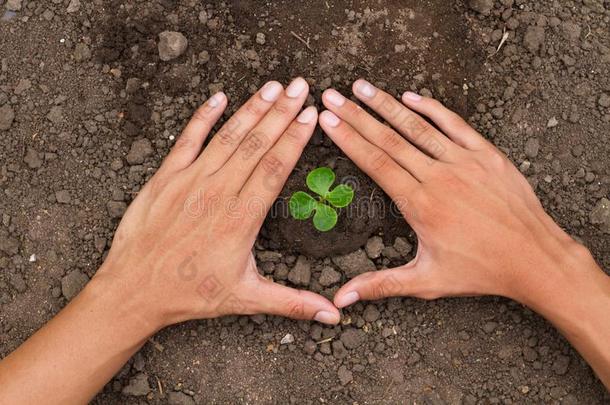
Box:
318;110;420;205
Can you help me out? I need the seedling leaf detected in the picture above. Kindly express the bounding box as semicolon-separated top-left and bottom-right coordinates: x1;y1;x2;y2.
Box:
313;202;338;232
306;167;335;197
289;191;317;220
326;184;354;208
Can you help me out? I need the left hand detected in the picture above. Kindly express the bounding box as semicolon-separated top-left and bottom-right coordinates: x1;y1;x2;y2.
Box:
93;78;340;329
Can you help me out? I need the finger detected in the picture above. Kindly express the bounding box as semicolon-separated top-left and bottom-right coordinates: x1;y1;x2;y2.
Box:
334;265;428;308
319;110;420;204
351;79;458;161
219;77;310;194
239;106;317;226
161;92;227;173
322;89;435;182
197;81;284;175
250;277;341;325
401;92;487;150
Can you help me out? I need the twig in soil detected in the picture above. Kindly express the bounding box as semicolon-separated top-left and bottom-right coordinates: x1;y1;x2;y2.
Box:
357;65;372;74
585;24;592;39
148;337;165;352
290;31;314;52
369;188;376;203
488;28;509;58
316;337;334;345
156;376;163;396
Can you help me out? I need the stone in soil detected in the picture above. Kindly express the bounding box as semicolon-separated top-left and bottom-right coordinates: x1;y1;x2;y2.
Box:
287;255;311;286
524;137;540;158
122;373;151;396
363;304;380;323
23;147;42;169
552;355;570;375
365;236;384;259
318;266;341;287
340;328;366;349
337;365;353;385
5;0;22;11
0;234;20;256
107;201;127;219
168;391;196;405
46;106;63;125
332;340;348;359
332;249;375;278
9;273;26;293
393;237;412;257
468;0;493;15
590;198;610;234
66;0;81;13
158;31;188;61
126;138;154;165
523;26;545;54
55;190;71;204
73;43;91;62
0;104;15;131
61;270;89;300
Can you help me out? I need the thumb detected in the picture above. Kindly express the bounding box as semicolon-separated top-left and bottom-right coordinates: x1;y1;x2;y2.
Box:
334;264;430;308
249;277;341;325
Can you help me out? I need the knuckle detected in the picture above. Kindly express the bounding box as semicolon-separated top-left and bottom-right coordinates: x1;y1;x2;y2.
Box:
283;127;304;146
245;99;267;116
285;296;306;319
349;103;366;118
422;136;446;158
192;106;211;123
216;129;238;146
371;280;388;300
411;119;433;143
377;94;400;117
147;173;170;197
369;151;391;171
270;101;291;116
242;131;268;158
260;154;285;176
379;127;402;150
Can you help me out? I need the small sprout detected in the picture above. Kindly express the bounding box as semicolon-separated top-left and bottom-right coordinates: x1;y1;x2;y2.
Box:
289;167;354;232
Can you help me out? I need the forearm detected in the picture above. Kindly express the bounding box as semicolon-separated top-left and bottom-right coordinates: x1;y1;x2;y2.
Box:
0;275;160;404
513;246;610;389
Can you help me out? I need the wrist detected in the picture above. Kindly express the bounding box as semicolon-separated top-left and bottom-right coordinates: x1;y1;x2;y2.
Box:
85;269;167;339
510;240;608;332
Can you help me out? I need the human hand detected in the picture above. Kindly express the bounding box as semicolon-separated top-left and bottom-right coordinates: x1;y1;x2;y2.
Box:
318;79;595;308
93;78;340;329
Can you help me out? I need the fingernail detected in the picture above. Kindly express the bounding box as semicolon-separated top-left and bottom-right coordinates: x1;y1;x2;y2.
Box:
261;81;283;102
403;91;422;102
286;77;308;98
297;106;317;124
320;111;341;128
208;92;225;108
335;291;359;308
314;310;339;325
354;79;377;99
324;89;346;107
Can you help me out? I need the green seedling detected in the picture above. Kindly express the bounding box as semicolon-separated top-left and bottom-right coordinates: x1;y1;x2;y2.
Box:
289;167;354;232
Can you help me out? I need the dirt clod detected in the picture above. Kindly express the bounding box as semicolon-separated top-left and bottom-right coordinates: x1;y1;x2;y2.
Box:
158;31;188;62
61;270;89;300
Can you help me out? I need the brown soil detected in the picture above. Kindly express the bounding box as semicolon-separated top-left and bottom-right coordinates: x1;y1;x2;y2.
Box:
0;0;608;403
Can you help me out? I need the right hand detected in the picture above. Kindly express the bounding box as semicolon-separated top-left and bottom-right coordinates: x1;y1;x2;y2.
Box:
318;79;596;308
